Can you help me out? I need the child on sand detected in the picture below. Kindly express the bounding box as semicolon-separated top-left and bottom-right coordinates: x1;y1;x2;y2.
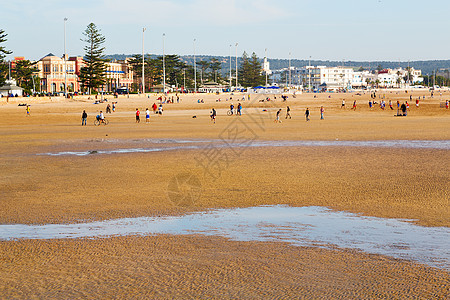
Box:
146;108;150;123
26;105;30;116
320;106;324;120
305;108;310;121
136;108;140;123
351;100;356;110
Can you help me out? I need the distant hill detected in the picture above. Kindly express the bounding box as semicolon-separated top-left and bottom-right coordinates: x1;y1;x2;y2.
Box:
106;54;450;76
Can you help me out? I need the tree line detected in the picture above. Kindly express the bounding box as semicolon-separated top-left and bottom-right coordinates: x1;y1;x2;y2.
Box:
0;24;267;94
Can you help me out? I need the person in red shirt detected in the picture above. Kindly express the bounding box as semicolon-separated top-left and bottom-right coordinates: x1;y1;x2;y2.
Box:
136;108;140;123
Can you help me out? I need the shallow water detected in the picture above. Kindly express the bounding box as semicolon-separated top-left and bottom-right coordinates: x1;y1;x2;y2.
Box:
1;206;448;270
38;139;450;156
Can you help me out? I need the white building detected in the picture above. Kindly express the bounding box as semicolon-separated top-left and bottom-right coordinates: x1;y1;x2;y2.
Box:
298;66;354;91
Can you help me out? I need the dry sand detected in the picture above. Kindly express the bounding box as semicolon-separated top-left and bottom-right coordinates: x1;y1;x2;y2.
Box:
0;90;449;297
1;235;449;299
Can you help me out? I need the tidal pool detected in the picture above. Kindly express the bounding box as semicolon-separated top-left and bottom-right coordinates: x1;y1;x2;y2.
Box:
1;206;448;270
38;139;450;156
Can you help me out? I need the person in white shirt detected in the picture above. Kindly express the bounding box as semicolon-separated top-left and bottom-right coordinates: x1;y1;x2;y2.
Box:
146;108;150;123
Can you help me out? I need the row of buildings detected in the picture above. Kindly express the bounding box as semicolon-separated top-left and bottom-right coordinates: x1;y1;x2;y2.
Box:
10;54;134;94
270;65;423;91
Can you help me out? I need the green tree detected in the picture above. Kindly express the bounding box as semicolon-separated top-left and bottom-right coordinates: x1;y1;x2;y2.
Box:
12;60;39;93
129;54;161;92
209;58;222;82
0;29;12;85
239;52;264;87
79;23;107;94
196;60;209;83
157;55;187;88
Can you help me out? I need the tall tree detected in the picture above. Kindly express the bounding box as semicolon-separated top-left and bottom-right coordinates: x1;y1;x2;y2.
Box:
209;58;222;82
239;52;264;87
196;60;209;83
129;54;161;92
79;23;107;94
0;29;12;85
157;55;187;88
12;60;39;93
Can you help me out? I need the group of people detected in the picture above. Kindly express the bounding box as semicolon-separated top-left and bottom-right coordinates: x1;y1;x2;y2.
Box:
274;106;324;123
229;103;242;116
136;104;164;123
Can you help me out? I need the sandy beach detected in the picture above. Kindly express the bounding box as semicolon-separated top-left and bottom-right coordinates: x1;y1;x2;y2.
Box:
0;90;449;297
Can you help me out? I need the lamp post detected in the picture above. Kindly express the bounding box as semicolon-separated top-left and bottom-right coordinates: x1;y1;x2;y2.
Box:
193;39;197;92
163;33;166;93
142;28;146;94
183;68;186;91
235;43;238;88
265;48;268;86
64;17;68;96
288;52;291;89
308;56;311;92
229;44;232;90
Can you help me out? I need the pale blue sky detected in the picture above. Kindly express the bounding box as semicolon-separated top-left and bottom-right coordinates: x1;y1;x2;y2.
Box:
2;0;450;61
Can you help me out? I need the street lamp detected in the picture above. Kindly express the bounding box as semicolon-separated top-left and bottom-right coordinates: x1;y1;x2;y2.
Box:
163;33;166;93
64;17;68;96
193;39;197;92
308;56;311;92
142;28;146;94
235;42;238;88
265;48;268;86
288;52;291;89
183;68;186;91
229;44;232;90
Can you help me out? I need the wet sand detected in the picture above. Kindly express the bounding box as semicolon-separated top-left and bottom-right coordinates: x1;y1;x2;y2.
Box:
0;91;449;297
1;235;449;298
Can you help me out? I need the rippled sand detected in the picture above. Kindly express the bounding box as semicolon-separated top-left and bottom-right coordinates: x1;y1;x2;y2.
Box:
1;235;449;299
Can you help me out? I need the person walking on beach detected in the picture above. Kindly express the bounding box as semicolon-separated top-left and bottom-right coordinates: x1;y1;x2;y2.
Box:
135;108;140;123
416;98;419;108
351;100;357;110
112;102;116;112
26;105;30;116
320;106;324;120
237;103;242;116
446;100;449;109
81;110;87;126
106;104;111;113
369;100;373;109
230;103;234;115
145;108;150;123
152;103;157;114
406;101;410;110
305;108;310;121
401;103;407;116
275;109;282;123
285;106;291;119
341;99;345;108
210;108;216;124
389;100;393;110
158;104;163;115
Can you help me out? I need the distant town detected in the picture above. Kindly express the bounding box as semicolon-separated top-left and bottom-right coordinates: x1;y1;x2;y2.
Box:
2;53;450;97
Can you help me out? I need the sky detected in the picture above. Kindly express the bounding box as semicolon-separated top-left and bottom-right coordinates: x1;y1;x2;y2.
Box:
2;0;450;62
